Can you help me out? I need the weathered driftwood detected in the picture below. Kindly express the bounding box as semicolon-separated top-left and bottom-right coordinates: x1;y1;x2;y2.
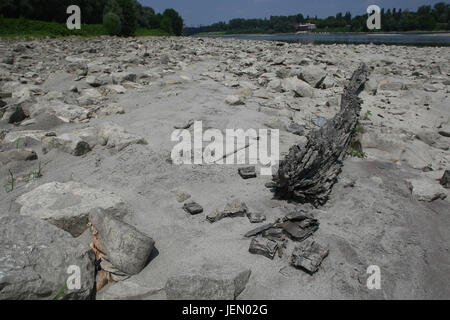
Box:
273;63;370;206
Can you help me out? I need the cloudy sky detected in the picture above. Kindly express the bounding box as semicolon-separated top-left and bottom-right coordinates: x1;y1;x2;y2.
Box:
139;0;445;26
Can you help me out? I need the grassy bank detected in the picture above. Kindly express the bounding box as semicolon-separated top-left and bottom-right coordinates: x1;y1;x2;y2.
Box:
0;17;172;38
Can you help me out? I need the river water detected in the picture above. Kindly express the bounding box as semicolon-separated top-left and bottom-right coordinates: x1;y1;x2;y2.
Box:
200;32;450;46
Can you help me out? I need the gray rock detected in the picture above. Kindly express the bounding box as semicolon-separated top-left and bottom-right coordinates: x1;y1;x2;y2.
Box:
281;217;319;241
291;239;329;273
225;95;245;106
206;201;249;223
86;75;111;87
183;201;204;215
98;123;148;152
248;212;266;223
238;166;257;179
440;170;450;189
249;237;278;259
285;122;304;136
112;72;137;84
2;105;27;124
314;116;328;127
0;149;37;165
16;181;127;237
379;81;407;91
42;133;91;156
2;130;56;144
30;101;89;123
298;66;327;88
407;178;447;202
98;103;125;116
281;77;313;97
2;55;14;65
244;223;274;237
89;209;155;276
165;264;251;300
0;215;95;300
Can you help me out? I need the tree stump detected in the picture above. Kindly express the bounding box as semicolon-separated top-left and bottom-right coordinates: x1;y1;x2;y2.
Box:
273;63;370;207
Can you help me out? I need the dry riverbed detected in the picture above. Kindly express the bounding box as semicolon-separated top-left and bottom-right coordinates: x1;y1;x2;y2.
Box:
0;36;449;300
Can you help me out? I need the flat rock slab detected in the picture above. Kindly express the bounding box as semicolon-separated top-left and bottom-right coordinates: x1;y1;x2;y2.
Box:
30;101;89;123
249;237;278;259
3;130;56;144
206;201;249;223
0;149;37;165
89;209;155;276
42;133;91;156
407;178;447;202
281;218;319;241
98;123;148;152
291;239;329;274
238;166;257;179
0;215;95;300
244;223;274;238
183;201;203;215
16;181;127;237
165;264;251;300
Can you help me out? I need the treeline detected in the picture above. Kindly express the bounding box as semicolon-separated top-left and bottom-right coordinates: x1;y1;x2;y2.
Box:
0;0;184;36
184;2;449;35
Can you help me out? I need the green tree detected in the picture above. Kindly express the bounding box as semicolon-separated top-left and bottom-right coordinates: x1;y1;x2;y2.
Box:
103;11;121;36
162;8;183;36
160;15;173;34
116;0;137;36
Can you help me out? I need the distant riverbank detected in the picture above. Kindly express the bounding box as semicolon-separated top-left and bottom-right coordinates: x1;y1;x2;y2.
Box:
197;32;450;46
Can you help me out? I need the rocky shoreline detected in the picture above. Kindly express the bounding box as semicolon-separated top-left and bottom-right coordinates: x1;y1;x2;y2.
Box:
1;36;449;299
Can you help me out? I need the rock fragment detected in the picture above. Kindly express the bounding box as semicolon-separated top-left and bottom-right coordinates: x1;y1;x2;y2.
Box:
407;178;447;202
291;239;329;273
238;166;257;179
42;133;91;156
206;201;249;223
281;217;319;241
183;201;204;215
248;212;266;223
0;149;37;165
98;123;148;152
249;237;278;259
225;95;244;106
165;264;251;300
440;170;450;189
244;223;274;237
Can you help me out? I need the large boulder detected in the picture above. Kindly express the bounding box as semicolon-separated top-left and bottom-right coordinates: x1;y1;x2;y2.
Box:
89;209;155;276
16;181;128;237
0;215;95;300
165;264;251;300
